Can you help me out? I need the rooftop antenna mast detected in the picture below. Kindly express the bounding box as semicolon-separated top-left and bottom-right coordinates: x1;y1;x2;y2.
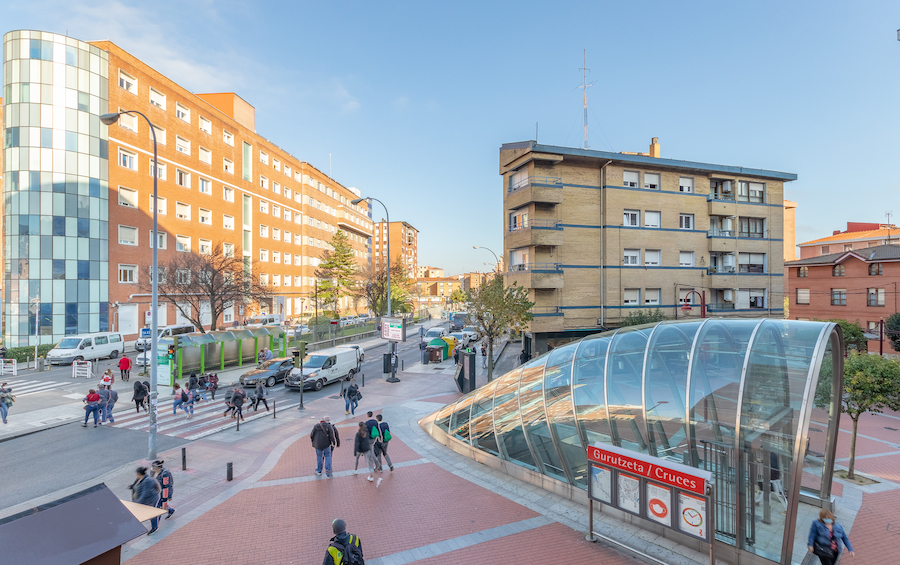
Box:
887;211;893;244
579;49;591;150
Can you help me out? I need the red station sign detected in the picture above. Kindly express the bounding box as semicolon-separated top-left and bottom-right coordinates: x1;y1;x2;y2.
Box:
587;444;710;495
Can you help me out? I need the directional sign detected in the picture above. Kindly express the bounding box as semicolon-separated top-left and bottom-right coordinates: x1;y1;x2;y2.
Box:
381;317;406;342
140;328;152;339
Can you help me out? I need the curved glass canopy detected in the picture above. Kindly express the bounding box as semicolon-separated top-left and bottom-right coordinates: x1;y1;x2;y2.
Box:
426;319;843;564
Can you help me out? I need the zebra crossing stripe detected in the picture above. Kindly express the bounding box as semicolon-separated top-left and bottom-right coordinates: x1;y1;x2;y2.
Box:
1;380;69;397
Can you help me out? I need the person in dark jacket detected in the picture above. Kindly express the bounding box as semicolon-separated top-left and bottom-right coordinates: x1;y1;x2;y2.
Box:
231;388;246;421
364;411;378;438
373;414;394;472
808;509;853;565
152;460;176;521
354;421;376;482
311;416;337;478
0;383;13;424
141;381;151;411
129;466;162;534
82;389;101;427
207;373;219;400
323;519;363;565
342;379;360;415
188;372;208;402
97;386;110;422
252;382;269;411
132;380;148;413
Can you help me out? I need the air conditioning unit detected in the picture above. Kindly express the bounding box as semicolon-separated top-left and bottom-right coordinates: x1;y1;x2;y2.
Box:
724;290;734;302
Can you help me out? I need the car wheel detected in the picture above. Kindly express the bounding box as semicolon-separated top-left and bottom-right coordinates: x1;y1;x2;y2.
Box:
346;369;356;381
266;376;276;387
74;356;84;363
314;379;324;391
109;350;119;359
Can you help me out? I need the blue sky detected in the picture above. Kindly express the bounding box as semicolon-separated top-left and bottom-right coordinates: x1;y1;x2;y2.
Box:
6;1;900;274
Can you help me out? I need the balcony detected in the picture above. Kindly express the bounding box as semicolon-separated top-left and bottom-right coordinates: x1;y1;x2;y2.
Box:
531;306;562;317
707;302;736;312
505;219;564;249
708;193;736;216
506;176;564;209
336;206;373;237
506;262;564;290
738;231;764;239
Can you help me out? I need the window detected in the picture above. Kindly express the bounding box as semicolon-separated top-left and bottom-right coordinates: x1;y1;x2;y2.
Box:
176;235;191;252
149;88;166;110
831;288;847;306
199;239;212;255
738;181;765;203
738;253;766;273
176;103;190;122
176;169;190;188
796;289;810;304
798;266;808;277
176;136;190;155
117;264;138;284
679;177;693;193
868;321;880;333
285;165;291;177
273;228;281;240
260;151;269;165
644;211;660;228
118;225;137;246
284;254;292;265
284;209;291;221
644;249;660;266
176;269;191;284
149;231;166;249
679;213;694;230
868;288;885;307
748;289;766;309
679;251;694;266
223;158;234;174
199;208;211;225
645;289;660;305
260;249;269;262
260;201;269;214
294;234;302;245
272;182;280;195
623;171;639;188
149;160;166;180
199;178;211;195
283;230;291;242
118;187;137;208
149;195;167;215
118;70;137;94
821;246;830;254
149;124;166;145
273;251;281;263
623;288;640;305
260;274;269;286
260;225;269;238
739;217;764;238
273;158;281;172
832;264;845;277
149;266;167;284
870;263;883;276
119;149;137;171
199;146;211;164
223;243;234;257
223;130;234;146
223;215;234;230
623;210;639;227
118;110;137;132
273;205;281;217
223;187;234;202
295;275;302;287
841;244;852;252
242;142;252;182
199;116;211;135
644;173;660;190
260;176;268;190
174;202;191;222
623;249;640;266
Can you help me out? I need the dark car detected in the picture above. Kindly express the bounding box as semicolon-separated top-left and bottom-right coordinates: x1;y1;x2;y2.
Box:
239;358;295;387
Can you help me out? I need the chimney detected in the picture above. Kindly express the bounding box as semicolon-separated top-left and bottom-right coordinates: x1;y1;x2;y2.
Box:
833;230;841;235
649;137;660;158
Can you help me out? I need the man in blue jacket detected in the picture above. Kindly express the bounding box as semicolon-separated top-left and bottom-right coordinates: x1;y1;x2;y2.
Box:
131;466;162;534
152;460;176;521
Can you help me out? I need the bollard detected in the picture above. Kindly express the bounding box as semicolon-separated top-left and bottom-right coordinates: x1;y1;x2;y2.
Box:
298;383;304;410
273;400;276;419
401;360;404;371
341;379;345;396
362;373;365;387
236;414;240;431
182;447;187;471
226;462;233;481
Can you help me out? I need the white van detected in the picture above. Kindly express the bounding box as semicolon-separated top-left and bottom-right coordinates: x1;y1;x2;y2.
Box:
284;347;359;391
47;332;125;365
423;327;448;341
134;324;194;351
246;314;283;327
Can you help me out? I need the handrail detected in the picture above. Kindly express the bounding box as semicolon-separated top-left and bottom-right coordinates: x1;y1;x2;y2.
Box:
708;266;736;274
508;218;560;232
508;262;561;272
531;306;561;314
508;175;563;193
709;229;735;237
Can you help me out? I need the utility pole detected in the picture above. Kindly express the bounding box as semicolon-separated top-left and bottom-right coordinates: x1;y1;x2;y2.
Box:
887;211;893;244
579;49;591;150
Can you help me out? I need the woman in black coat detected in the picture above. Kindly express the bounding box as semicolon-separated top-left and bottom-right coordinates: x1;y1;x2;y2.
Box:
132;380;148;413
354;421;376;482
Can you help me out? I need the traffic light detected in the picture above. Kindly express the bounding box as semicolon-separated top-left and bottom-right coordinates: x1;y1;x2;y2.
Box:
292;341;307;368
167;344;176;360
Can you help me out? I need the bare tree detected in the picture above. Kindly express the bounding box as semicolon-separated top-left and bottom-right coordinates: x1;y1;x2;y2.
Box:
351;258;413;317
140;242;272;333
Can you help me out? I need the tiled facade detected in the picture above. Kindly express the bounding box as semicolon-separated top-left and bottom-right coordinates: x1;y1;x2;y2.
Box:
499;140;795;354
374;220;417;279
1;31;372;346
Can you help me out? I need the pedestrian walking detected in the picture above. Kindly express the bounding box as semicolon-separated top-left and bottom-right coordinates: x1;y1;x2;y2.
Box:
132;380;148;413
129;466;162;535
141;381;151;411
354;421;376;482
82;389;101;427
172;383;193;419
105;386;119;423
207;373;219;400
342;378;360;415
808;509;854;565
188;372;207;402
311;416;337;478
151;460;176;521
373;414;394;472
100;368;115;388
0;382;14;424
252;382;269;411
453;347;459;365
230;388;246;421
97;386;111;423
323;519;364;565
481;340;488;369
118;355;132;382
364;411;378;437
518;349;528;365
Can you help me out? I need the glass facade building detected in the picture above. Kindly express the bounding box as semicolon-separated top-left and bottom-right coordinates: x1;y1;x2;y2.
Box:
2;31;110;346
425;319;844;565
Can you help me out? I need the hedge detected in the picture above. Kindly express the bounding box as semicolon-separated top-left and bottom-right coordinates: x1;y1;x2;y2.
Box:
5;344;56;363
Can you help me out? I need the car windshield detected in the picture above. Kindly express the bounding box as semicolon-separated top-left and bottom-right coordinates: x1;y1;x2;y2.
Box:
425;330;442;338
56;338;82;349
304;355;328;368
449;333;464;340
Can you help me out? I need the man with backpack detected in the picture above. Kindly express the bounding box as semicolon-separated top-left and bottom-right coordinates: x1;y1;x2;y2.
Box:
373;414;394;472
323;518;364;565
151;459;176;521
311;416;339;478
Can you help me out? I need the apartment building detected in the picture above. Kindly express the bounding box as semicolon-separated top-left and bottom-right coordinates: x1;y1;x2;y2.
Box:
500;138;795;355
416;265;443;279
374;220;417;279
1;30;373;346
798;222;900;259
461;271;490;292
416;276;462;308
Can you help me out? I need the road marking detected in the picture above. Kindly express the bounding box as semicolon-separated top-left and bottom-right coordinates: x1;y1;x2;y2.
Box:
1;380;70;397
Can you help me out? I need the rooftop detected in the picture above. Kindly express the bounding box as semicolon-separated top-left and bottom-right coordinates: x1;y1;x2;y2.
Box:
799;225;900;246
785;243;900;266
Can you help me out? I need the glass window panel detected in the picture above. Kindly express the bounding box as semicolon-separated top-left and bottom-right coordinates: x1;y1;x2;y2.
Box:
805;333;837;498
492;367;538;470
606;326;654;454
468;380;501;456
543;342;584;486
448;390;479;444
517;353;567;481
433;403;455;433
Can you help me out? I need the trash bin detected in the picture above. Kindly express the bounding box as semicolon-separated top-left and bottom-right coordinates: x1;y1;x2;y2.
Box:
36;357;45;372
428;347;442;363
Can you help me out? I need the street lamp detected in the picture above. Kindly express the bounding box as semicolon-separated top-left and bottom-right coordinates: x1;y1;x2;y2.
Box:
100;111;161;461
352;195;400;383
473;245;499;265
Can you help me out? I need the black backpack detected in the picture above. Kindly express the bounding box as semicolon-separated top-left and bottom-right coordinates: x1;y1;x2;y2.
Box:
180;389;188;402
330;534;364;565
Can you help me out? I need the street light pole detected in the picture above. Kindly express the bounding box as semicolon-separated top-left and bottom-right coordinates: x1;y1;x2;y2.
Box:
473;245;499;266
101;111;159;461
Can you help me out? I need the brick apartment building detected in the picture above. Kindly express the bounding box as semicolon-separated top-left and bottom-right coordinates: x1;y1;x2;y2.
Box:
374;220;417;279
786;243;900;352
1;30;373;346
416;265;443;279
461;271;490;292
500;138;795;355
415;277;462;309
798;222;900;259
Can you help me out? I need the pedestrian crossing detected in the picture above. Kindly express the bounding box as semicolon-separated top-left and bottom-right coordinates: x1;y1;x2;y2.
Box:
0;378;71;398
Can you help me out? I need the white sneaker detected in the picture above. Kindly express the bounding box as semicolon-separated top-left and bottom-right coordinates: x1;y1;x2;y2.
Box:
367;476;374;482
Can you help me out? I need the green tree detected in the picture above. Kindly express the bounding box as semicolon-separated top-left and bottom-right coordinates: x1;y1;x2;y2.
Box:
619;308;668;327
352;257;412;316
315;230;356;317
465;274;534;381
450;288;467;307
815;352;900;478
886;313;900;352
826;319;867;354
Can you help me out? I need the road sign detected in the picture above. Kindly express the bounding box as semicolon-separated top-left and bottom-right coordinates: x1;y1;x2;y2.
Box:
381;317;406;342
140;328;152;339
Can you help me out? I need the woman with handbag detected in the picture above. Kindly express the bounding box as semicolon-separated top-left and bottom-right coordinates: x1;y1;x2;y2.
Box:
354;422;376;482
807;509;854;565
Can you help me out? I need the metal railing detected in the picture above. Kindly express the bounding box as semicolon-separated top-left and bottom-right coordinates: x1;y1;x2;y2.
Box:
707;302;736;310
709;193;735;202
709;229;735;237
507;218;560;232
708;266;736;274
508;175;563;193
508;262;561;273
738;231;764;239
531;306;561;315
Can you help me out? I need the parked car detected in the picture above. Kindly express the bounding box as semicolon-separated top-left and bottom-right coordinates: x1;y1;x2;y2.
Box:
336;344;364;362
134;324;194;352
462;326;480;344
423;327;448;341
448;332;469;347
283;325;309;338
284;347;359;391
239;358;295;387
246;314;283;327
47;332;125;365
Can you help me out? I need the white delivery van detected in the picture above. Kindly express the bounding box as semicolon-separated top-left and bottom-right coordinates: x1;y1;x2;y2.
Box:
47;332;125;365
134;324;194;351
284;347;359;391
246;314;283;327
423;327;448;341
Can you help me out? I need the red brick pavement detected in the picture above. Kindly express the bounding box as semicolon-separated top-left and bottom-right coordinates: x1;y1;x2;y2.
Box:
424;393;463;405
838;489;900;565
125;462;539;565
415;522;641;565
853;453;900;483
